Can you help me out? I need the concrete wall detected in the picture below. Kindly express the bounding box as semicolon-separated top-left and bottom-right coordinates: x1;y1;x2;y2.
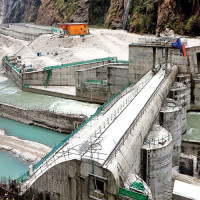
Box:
0;26;39;41
129;45;153;85
176;74;191;110
23;61;109;86
108;65;129;94
0;23;52;41
192;74;200;109
169;82;188;133
171;46;200;74
0;102;86;134
182;139;200;157
23;159;117;200
2;58;23;89
9;24;52;34
76;64;128;102
129;44;200;86
129;45;169;85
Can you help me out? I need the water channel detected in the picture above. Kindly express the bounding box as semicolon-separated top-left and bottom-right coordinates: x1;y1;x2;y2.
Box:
0;74;99;117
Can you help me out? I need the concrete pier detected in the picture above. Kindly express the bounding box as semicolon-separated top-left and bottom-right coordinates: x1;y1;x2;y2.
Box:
160;99;182;165
142;125;172;200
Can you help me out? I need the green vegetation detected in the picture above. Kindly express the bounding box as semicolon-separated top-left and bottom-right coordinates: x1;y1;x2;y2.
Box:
126;0;200;35
89;0;110;25
185;15;200;35
128;0;158;34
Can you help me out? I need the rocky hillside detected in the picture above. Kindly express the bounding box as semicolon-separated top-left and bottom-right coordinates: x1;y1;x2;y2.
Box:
106;0;200;35
0;0;110;26
0;0;199;35
1;0;41;23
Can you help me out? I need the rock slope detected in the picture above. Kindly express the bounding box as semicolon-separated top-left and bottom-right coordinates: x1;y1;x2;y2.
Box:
0;0;199;35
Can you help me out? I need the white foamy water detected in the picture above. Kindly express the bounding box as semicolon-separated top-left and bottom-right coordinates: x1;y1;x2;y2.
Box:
0;73;100;116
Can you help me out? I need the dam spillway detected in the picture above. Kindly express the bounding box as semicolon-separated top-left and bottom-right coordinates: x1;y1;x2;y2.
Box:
0;74;99;117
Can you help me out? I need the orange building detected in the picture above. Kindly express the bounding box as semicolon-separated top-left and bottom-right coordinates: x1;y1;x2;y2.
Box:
57;23;88;36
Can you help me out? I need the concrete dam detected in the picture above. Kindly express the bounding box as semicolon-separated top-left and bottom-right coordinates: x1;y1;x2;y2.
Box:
19;64;178;200
1;31;200;200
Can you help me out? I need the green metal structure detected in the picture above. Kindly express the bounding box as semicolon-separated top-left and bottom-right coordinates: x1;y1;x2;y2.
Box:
132;182;145;192
88;80;107;85
45;69;52;88
43;57;117;71
118;187;148;200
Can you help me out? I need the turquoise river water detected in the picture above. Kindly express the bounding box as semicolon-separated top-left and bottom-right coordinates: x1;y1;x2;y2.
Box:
183;112;200;141
0;117;67;179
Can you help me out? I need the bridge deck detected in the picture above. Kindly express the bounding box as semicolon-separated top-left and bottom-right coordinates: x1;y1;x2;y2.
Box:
83;69;165;164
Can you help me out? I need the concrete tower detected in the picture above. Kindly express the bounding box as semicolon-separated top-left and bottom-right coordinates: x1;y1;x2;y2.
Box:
160;98;182;165
142;125;172;200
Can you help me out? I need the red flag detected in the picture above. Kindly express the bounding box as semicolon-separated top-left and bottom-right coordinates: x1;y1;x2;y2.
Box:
182;44;187;57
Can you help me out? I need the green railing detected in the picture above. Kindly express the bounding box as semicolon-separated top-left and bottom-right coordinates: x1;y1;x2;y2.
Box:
51;28;62;32
88;80;107;85
3;57;20;73
17;171;29;183
17;82;130;183
44;57;117;71
118;187;148;200
113;60;129;64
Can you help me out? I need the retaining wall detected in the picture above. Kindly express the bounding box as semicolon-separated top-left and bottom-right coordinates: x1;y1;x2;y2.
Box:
2;58;23;89
108;65;129;94
171;46;200;74
0;102;86;134
23;61;109;86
